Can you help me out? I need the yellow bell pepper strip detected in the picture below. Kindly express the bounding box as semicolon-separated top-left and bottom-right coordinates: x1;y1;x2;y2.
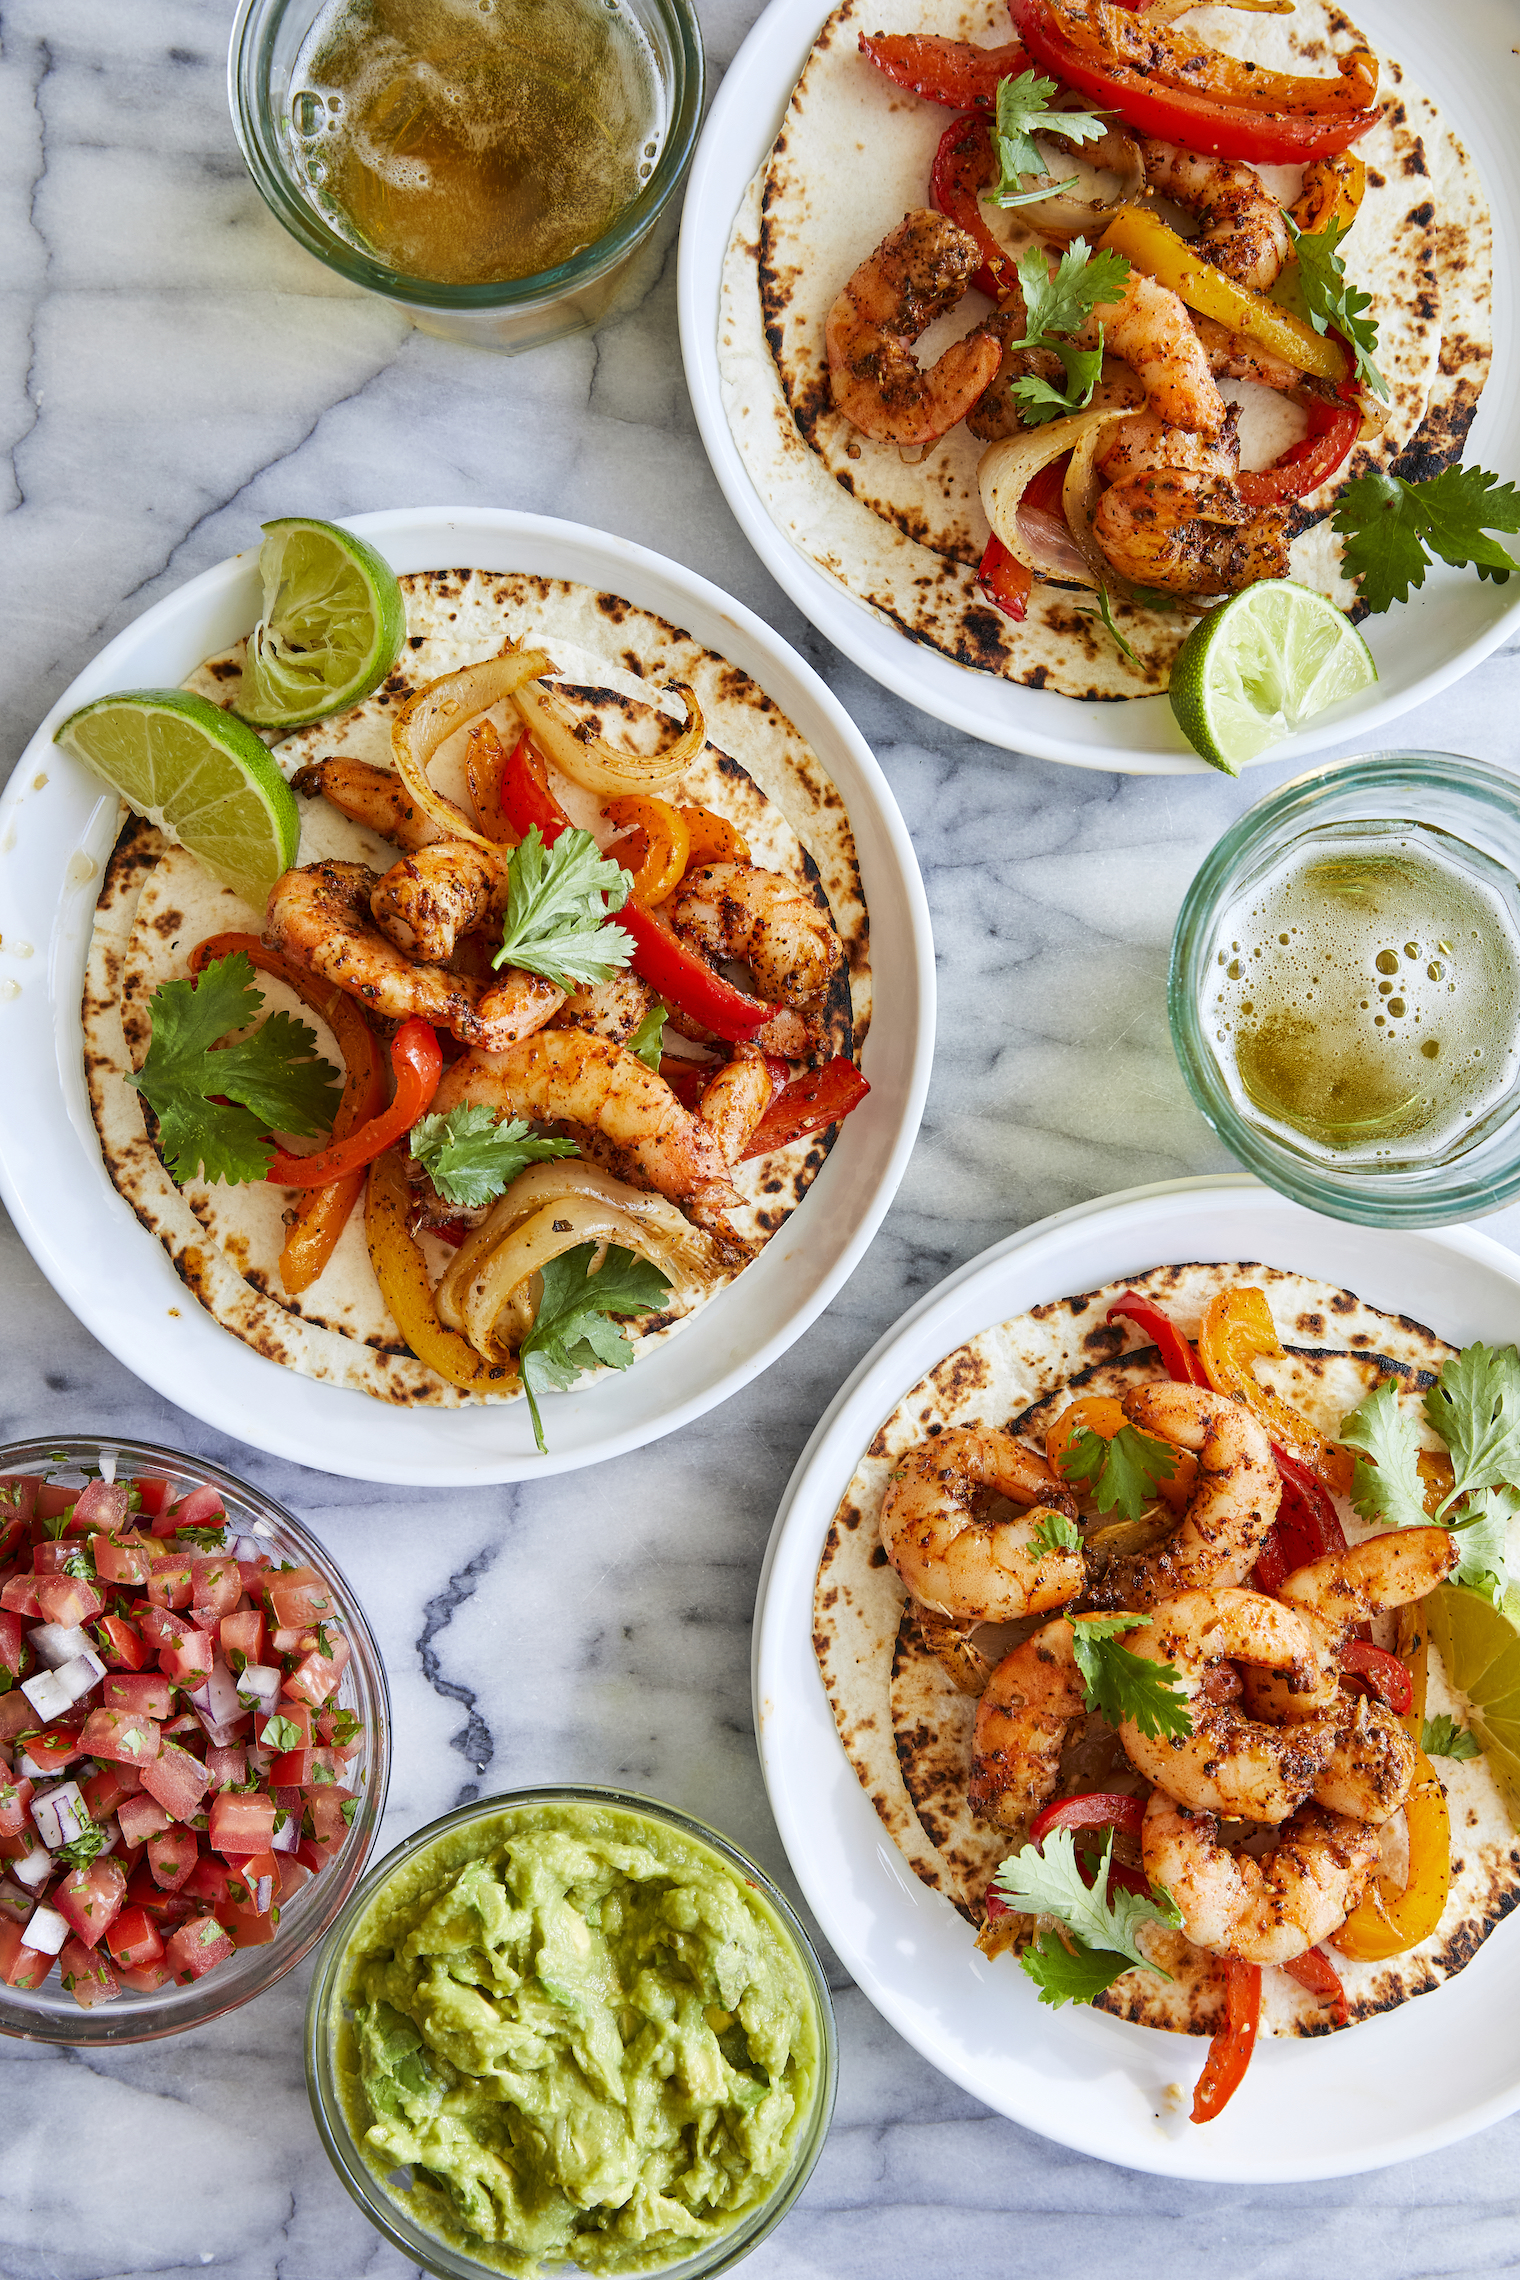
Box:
1097;204;1348;385
1395;1597;1430;1740
602;795;691;907
1196;1285;1354;1497
1290;152;1367;237
364;1147;518;1395
680;806;750;869
1333;1749;1451;1960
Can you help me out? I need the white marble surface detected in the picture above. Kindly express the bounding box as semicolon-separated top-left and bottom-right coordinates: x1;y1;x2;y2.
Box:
4;3;1520;2274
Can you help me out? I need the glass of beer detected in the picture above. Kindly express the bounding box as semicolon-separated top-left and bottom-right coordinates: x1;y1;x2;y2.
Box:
1170;752;1520;1226
229;0;703;354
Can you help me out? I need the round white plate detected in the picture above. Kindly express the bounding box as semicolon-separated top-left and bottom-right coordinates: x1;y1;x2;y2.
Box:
679;0;1520;773
753;1175;1520;2180
0;507;933;1484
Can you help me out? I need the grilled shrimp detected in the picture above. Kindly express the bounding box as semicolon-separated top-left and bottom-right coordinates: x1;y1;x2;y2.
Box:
1141;142;1291;291
1314;1691;1417;1823
551;972;659;1046
826;209;1005;447
969;1618;1087;1830
1085;1383;1281;1611
1093;468;1291;598
1095;406;1240;486
879;1426;1084;1625
265;861;562;1050
1142;1791;1381;1965
1245;1527;1459;1724
290;758;441;852
370;840;506;963
1076;266;1226;435
670;864;842;1006
693;1044;776;1165
1116;1588;1340;1822
432;1030;740;1225
1194;314;1303;392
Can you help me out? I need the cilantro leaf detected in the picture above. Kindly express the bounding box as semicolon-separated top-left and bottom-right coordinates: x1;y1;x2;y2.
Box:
994;1826;1182;1982
517;1242;672;1454
1020;1930;1137;2009
1279;215;1388;401
56;1814;108;1870
627;1001;668;1073
1449;1483;1520;1603
1424;1345;1520;1505
1422;1713;1481;1763
1067;1612;1193;1741
1031;1510;1083;1555
492;827;636;990
990;71;1109;206
1339;1379;1431;1531
131;952;343;1188
1332;465;1520;615
1056;1424;1179;1524
410;1105;578;1210
1008;339;1107;426
1015;237;1130;347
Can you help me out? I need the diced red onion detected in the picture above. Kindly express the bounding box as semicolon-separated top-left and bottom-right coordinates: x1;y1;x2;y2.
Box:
23;1903;69;1956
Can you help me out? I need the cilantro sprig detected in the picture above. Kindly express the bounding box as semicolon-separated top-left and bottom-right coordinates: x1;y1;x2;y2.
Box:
1057;1423;1179;1523
1278;215;1387;402
518;1241;673;1454
1031;1510;1083;1555
627;1001;668;1073
1067;1612;1193;1742
56;1814;108;1870
989;71;1110;212
1340;1344;1520;1604
410;1105;578;1211
1332;465;1520;616
131;952;343;1187
1002;239;1132;426
492;827;635;990
993;1826;1182;2009
1422;1713;1481;1762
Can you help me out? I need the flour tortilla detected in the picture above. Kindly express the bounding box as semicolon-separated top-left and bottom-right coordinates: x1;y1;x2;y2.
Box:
719;0;1494;696
813;1261;1520;2036
82;570;871;1410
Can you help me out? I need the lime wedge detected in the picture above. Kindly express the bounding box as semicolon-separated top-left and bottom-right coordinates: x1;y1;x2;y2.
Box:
1425;1583;1520;1824
1168;581;1377;774
232;517;405;730
55;690;299;905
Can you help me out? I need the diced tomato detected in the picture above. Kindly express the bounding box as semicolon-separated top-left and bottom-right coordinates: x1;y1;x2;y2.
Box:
33;1484;75;1529
204;1745;248;1791
0;1916;50;1989
79;1707;161;1767
236;1557;272;1593
72;1481;132;1534
34;1572;105;1628
160;1710;204;1740
183;1854;237;1911
220;1608;266;1667
55;1857;127;1950
260;1700;313;1752
173;1487;226;1534
282;1633;350;1708
139;1741;210;1824
268;1749;312;1788
303;1789;357;1861
144;1826;199;1890
219;1900;278;1948
80;1762;143;1821
0;1575;42;1619
102;1671;175;1719
91;1532;152;1587
266;1566;335;1632
210;1790;277;1857
60;1934;120;2006
117;1792;172;1848
147;1555;194;1611
94;1614;150;1670
158;1629;214;1689
125;1860;196;1923
132;1476;174;1522
0;1478;40;1527
165;1913;235;1982
0;1824;48;1870
25;1725;87;1774
137;1603;189;1652
231;1850;279;1916
32;1542;78;1576
189;1557;242;1626
118;1958;174;1992
275;1853;314;1903
0;1611;25;1684
0;1775;34;1837
0;1693;37;1742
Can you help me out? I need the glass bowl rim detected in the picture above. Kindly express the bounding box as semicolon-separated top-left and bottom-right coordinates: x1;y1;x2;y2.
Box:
304;1781;840;2280
1168;747;1520;1226
0;1433;391;2047
227;0;706;311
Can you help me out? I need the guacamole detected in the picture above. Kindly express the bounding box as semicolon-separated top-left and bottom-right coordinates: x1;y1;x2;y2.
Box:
331;1800;824;2276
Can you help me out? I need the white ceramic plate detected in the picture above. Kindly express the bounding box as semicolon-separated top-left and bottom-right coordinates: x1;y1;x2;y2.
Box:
679;0;1520;773
0;508;933;1484
752;1175;1520;2180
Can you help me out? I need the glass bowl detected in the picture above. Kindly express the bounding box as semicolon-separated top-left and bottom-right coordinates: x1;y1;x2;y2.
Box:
306;1785;838;2279
228;0;704;355
0;1437;390;2046
1170;751;1520;1226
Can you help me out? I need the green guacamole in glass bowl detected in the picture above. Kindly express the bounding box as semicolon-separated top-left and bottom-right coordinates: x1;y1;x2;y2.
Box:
305;1788;836;2279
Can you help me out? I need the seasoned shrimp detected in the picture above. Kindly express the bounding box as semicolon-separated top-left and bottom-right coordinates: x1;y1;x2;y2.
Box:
1116;1588;1339;1822
1141;142;1291;292
1314;1691;1417;1823
879;1426;1084;1624
1193;314;1302;393
432;1030;740;1225
290;759;440;852
265;861;562;1051
1085;1383;1281;1611
1076;266;1226;435
1142;1791;1381;1965
826;209;1005;448
1096;406;1240;486
1245;1526;1459;1723
969;1618;1087;1830
1093;469;1291;599
670;864;842;1006
694;1044;776;1165
370;840;506;963
551;972;658;1046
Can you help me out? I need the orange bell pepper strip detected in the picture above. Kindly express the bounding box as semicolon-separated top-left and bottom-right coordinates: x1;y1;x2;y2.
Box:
364;1148;517;1395
1333;1749;1451;1960
463;718;524;848
187;932;387;1295
1290;151;1367;237
603;795;691;906
679;806;750;869
265;1017;441;1188
1097;205;1348;384
1192;1955;1261;2123
1197;1286;1353;1497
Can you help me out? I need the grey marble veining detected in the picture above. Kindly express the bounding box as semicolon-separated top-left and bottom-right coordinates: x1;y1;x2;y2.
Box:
4;4;1520;2275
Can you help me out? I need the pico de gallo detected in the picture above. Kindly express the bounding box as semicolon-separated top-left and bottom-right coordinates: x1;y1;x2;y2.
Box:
0;1463;365;2008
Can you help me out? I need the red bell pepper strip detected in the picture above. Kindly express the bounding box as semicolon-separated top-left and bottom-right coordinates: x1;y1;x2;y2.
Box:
1236;391;1360;508
265;1018;442;1188
1339;1640;1414;1715
1280;1945;1349;2025
738;1056;871;1160
1008;0;1379;163
976;533;1033;624
1029;1791;1144;1846
931;112;1008;301
617;901;775;1043
1192;1955;1261;2122
859;30;1031;110
501;735;573;846
1107;1292;1209;1386
1253;1450;1348;1594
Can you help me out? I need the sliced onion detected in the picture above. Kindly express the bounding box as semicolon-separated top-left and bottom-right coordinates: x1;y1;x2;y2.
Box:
1061;415;1216;620
1017;502;1093;584
1011;119;1145;241
510;676;706;797
391;642;557;853
978;385;1141;587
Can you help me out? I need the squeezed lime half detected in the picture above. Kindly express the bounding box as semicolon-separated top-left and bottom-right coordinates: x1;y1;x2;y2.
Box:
232;517;406;730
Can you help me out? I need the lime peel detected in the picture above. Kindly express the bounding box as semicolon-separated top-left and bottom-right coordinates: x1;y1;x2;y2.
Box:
1168;580;1377;774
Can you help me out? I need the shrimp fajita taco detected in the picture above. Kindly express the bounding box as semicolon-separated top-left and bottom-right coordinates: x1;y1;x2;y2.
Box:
812;1261;1520;2119
79;566;872;1448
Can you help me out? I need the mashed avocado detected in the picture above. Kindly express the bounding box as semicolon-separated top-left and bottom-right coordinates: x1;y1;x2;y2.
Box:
333;1801;823;2275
